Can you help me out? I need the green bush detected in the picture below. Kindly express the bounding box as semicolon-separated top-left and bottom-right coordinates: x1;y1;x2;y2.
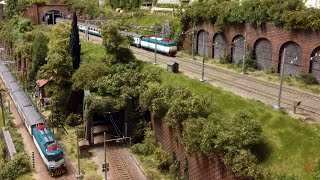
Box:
219;53;230;64
154;147;172;172
296;74;319;85
66;113;81;126
313;159;320;180
131;127;157;155
0;152;31;179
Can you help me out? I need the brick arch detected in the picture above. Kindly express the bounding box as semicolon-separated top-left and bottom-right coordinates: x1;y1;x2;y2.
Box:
279;41;302;75
253;38;272;71
212;33;226;60
22;4;72;24
310;47;320;82
231;35;245;64
197;30;209;57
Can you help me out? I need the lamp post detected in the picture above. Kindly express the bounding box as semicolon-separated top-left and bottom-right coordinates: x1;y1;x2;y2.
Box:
154;26;157;65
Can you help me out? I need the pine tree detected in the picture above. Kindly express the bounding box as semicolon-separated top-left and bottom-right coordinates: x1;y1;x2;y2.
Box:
70;11;81;70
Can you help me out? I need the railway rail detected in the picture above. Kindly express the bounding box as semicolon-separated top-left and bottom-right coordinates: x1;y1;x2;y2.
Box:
81;30;320;119
134;48;320;119
106;142;145;180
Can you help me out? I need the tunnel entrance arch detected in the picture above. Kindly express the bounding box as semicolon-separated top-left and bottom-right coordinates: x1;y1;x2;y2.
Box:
43;10;62;25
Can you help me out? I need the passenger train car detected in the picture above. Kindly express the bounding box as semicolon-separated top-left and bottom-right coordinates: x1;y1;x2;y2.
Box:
0;60;65;176
56;18;177;56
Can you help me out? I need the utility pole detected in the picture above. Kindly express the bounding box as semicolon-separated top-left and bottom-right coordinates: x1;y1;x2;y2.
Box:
200;34;205;82
77;129;81;179
276;48;286;109
241;32;247;75
154;26;157;65
0;92;5;126
85;21;89;41
191;21;195;60
104;132;107;180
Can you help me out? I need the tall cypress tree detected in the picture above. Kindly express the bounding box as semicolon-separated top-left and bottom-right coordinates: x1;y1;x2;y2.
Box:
70;11;81;70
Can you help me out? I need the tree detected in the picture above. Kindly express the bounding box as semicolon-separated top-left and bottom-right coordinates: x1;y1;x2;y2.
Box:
101;22;134;64
70;11;81;70
37;22;73;114
72;62;109;91
30;32;49;81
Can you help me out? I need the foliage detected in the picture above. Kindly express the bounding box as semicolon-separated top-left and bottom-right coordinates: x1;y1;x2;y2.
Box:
182;118;206;154
272;172;300;180
4;0;28;18
66;113;81;126
181;0;320;32
102;22;134;64
154;146;172;172
296;73;319;85
235;52;258;72
0;152;31;180
70;11;81;70
37;22;73;114
30;31;49;81
131;126;157;155
313;159;320;180
72;62;109;91
140;83;209;126
215;110;262;154
218;53;230;64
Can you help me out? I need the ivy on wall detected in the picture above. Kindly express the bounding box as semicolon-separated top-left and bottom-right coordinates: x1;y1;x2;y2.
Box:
181;0;320;32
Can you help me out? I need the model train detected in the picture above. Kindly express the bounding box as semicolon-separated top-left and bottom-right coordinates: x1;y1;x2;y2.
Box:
55;18;177;56
0;60;65;176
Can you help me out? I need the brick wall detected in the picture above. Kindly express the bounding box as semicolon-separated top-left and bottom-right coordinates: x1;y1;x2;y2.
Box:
151;116;238;180
182;22;320;78
22;4;72;24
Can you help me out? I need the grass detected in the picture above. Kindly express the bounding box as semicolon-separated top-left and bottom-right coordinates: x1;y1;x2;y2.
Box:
80;41;105;64
81;41;320;178
133;153;171;180
56;127;101;180
156;66;320;179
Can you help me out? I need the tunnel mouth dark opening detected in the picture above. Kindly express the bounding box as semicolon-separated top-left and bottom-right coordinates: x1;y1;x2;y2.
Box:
43;10;62;25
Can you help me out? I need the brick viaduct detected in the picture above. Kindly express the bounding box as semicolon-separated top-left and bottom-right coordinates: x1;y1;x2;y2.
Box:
182;22;320;82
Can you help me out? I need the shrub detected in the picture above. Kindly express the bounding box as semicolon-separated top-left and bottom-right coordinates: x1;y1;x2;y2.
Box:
219;53;230;64
313;159;320;179
154;147;172;172
296;74;319;85
66;113;81;126
182;118;206;154
0;152;31;179
131;127;157;155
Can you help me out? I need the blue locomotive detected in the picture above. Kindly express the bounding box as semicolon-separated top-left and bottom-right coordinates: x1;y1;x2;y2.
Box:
56;18;177;56
0;60;65;176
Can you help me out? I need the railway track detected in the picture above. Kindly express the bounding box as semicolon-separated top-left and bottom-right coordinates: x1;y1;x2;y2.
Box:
106;143;144;180
82;32;320;118
134;49;320;119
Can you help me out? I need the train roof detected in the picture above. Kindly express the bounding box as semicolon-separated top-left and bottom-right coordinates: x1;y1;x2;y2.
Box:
32;125;63;156
141;36;177;46
119;31;144;38
0;60;43;126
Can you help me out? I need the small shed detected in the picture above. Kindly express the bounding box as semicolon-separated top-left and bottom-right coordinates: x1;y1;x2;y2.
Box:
167;61;179;73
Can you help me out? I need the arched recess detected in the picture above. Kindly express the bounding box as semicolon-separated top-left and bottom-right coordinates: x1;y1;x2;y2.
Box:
253;38;272;70
310;47;320;82
197;30;209;57
42;10;63;25
213;33;226;60
231;35;245;63
278;41;302;75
